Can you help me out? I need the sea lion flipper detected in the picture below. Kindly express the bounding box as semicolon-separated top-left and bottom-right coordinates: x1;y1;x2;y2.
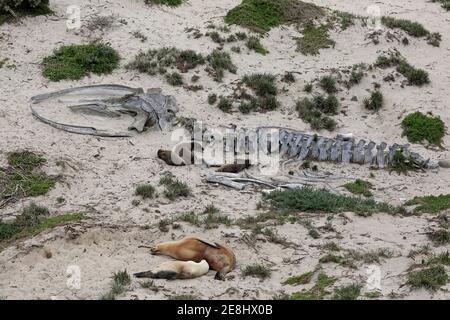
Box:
133;271;154;278
153;270;178;279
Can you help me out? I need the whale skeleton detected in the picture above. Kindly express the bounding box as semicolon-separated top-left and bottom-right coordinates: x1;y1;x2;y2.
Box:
30;85;437;172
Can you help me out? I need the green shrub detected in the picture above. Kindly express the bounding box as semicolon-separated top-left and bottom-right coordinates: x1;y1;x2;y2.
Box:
145;0;184;7
127;47;204;75
242;73;277;96
1;0;52;25
263;187;403;216
296;22;335;55
208;31;225;44
235;32;248;40
343;179;373;197
290;272;336;300
319;75;338;94
401;112;445;146
208;93;217;105
332;283;362;300
427;32;442;47
407;265;448;291
135;184;155;199
282;72;296;83
206;50;237;81
239;73;280;112
217;96;232;112
7;151;46;171
432;0;450;11
1;151;56;204
159;175;191;200
1;203;84;242
347;70;364;87
246;36;267;54
381;16;430;37
283;271;314;285
42;43;120;81
296;96;338;131
304;82;313;93
363;91;384;111
165;72;183;86
224;0;324;33
374;54;429;86
242;264;271;279
428;229;450;246
405;194;450;213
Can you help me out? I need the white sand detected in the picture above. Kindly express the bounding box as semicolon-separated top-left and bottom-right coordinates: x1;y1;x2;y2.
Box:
0;0;449;299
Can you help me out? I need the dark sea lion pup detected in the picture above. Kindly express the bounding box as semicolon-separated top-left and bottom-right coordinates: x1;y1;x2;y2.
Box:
150;237;236;280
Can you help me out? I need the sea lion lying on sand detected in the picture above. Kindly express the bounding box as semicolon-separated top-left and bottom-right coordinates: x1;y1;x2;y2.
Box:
157;141;203;166
134;260;209;279
150;237;236;280
216;160;251;173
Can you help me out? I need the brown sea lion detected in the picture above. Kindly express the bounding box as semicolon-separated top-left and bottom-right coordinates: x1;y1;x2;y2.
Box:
216;159;251;173
157;141;203;166
134;260;209;280
157;149;185;166
150;237;236;280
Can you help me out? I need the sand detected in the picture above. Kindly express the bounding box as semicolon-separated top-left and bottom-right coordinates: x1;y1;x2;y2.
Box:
0;0;449;300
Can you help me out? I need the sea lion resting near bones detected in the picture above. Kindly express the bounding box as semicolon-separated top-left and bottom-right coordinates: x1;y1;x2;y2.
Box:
150;237;236;280
134;260;209;280
157;141;203;166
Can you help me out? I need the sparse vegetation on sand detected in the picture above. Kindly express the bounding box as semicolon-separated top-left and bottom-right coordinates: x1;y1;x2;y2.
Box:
282;271;314;285
242;264;271;279
407;265;448;291
236;73;280;113
375;54;430;86
101;270;131;300
381;16;441;47
343;179;373;197
145;0;184;7
217;96;233;112
296;22;335;55
246;36;267;55
405;194;450;213
401;112;445;146
363;91;384;111
135;184;156;199
208;93;217;105
166;71;184;86
432;0;450;11
320;247;394;268
206;50;237;82
332;283;361;300
0;0;52;25
127;47;204;78
290;272;336;300
0;203;85;244
42;43;120;81
0;57;7;68
84;15;116;32
1;151;56;207
224;0;324;33
319;75;338;94
296;95;338;131
159;175;191;200
263;187;405;216
427;229;450;246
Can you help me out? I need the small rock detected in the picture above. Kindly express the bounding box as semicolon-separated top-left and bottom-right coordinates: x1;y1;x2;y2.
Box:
351;96;358;101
